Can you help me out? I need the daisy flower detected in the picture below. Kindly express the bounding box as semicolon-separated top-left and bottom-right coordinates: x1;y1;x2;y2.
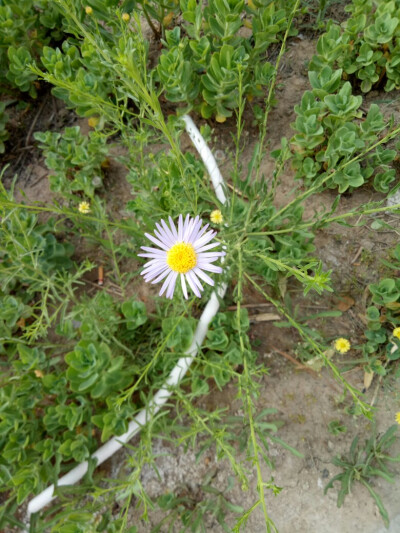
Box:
334;338;351;354
78;201;91;214
139;214;225;299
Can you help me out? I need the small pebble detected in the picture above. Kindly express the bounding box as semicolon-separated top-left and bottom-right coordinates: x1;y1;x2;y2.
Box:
386;189;400;210
92;176;103;188
214;149;225;162
321;468;330;479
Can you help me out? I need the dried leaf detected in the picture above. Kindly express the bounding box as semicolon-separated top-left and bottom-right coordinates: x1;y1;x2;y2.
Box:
363;370;374;391
278;276;287;298
386;302;400;310
335;295;355;312
306;348;334;372
250;313;281;322
357;313;368;326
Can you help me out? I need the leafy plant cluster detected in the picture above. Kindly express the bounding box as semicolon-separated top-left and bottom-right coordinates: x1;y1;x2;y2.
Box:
0;0;66;97
309;0;400;93
156;0;298;121
0;289;149;507
0;184;262;525
34;126;110;197
0;0;62;153
361;243;400;375
36;33;134;119
0;0;135;152
0;0;77;155
0;194;75;346
325;424;400;527
290;67;397;193
154;476;243;533
26;0;299;124
1;0;140;98
191;308;256;395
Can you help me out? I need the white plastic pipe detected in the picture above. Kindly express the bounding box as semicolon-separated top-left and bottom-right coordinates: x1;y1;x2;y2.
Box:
182;115;227;205
24;115;228;528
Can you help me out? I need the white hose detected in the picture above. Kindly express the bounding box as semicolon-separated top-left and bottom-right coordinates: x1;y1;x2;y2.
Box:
24;115;228;527
181;115;228;205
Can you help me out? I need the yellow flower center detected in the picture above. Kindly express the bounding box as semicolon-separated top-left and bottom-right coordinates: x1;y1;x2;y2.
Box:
393;327;400;340
167;243;197;274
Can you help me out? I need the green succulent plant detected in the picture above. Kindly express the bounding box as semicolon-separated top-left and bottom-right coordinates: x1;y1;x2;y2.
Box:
34;126;110;197
309;0;400;93
290;73;396;193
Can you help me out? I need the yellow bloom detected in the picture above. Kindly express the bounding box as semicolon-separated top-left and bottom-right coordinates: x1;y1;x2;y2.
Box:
334;338;351;354
122;13;130;22
210;209;223;224
393;327;400;340
88;116;99;128
396;411;400;425
78;201;91;214
85;6;93;15
215;114;227;123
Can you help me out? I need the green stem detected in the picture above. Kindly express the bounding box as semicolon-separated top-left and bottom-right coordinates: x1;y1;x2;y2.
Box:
248;202;400;236
116;303;195;405
236;249;276;532
245;273;372;419
267;124;400;226
254;0;300;186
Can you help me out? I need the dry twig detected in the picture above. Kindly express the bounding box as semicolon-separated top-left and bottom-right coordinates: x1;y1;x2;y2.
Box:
26;95;48;147
271;345;318;376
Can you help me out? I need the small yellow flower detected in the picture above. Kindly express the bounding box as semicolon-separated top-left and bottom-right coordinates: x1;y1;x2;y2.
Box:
210;209;223;224
334;338;351;354
122;13;130;22
393;327;400;340
396;412;400;425
88;116;99;128
78;201;91;214
215;114;227;123
85;6;93;15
